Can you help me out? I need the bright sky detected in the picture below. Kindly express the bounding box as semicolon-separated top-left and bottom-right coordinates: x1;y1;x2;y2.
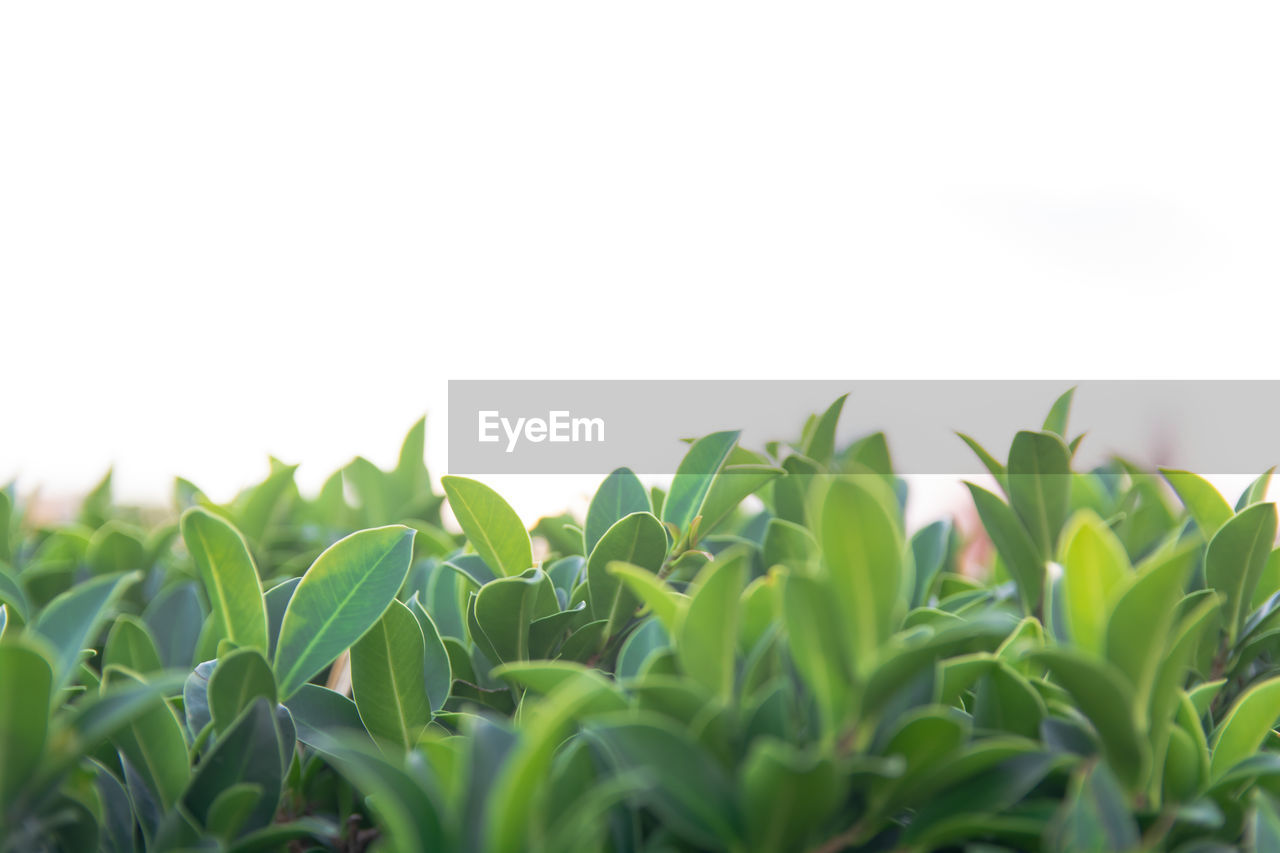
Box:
3;3;1279;524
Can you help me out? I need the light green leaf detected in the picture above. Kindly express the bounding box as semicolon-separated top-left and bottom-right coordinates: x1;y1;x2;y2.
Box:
181;507;269;657
1042;387;1076;438
661;431;740;538
470;569;557;664
676;551;747;700
697;465;786;538
1060;510;1130;654
822;477;907;671
608;562;686;634
1161;469;1234;540
441;476;532;577
0;639;53;805
801;394;848;466
781;573;851;737
1104;540;1196;713
1211;676;1280;781
273;525;416;699
956;432;1008;494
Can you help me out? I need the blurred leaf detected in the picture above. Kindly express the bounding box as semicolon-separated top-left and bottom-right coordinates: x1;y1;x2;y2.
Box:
1060;510;1130;654
0;639;52;806
1205;502;1277;641
1162;469;1234;540
676;551;747;700
32;571;139;693
1007;430;1072;558
209;648;277;735
1211;676;1280;781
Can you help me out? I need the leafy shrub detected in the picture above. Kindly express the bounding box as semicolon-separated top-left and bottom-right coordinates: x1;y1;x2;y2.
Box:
4;394;1280;851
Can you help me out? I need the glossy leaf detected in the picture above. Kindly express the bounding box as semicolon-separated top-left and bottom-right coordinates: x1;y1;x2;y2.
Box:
273;525;416;699
587;511;667;636
350;600;432;750
583;468;650;555
441;476;532;577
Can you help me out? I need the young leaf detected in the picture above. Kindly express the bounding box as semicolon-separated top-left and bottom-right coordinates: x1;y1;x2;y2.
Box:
181;507;269;657
1161;469;1234;540
1042;387;1076;438
822;477;907;672
350;600;432;751
801;394;848;466
273;525;416;699
676;551;748;700
441;476;532;577
103;614;164;676
1006;430;1072;557
661;431;740;538
1060;511;1130;655
966;483;1043;614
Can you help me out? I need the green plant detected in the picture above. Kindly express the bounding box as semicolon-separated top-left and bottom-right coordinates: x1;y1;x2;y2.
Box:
5;397;1280;851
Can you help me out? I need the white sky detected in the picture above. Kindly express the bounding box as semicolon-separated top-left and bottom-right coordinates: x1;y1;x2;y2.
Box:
3;3;1279;525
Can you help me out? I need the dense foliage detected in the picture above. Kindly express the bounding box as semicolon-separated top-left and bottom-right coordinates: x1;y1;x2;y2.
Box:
5;391;1280;851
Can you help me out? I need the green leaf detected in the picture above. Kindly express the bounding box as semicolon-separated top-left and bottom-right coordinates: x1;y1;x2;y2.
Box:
350;600;432;751
182;698;285;836
406;595;453;713
676;551;747;700
1042;387;1076;438
801;394;848;465
1237;467;1275;511
0;639;53;805
584;468;651;555
1206;502;1278;641
273;525;416;699
32;571;139;693
1253;791;1280;853
910;520;951;608
587;511;667;636
661;430;740;538
0;565;28;623
966;482;1043;613
1104;541;1197;712
441;476;532;577
697;465;786;538
957;432;1008;494
781;573;851;736
1046;762;1139;853
284;684;372;753
1211;676;1280;781
822;477;907;671
609;562;685;634
181;507;269;657
104;667;190;812
103;614;163;676
1006;430;1072;557
740;738;845;853
1034;649;1148;791
470;569;557;664
762;518;818;574
209;647;278;735
585;714;740;849
1161;469;1234;540
206;782;264;841
1060;510;1130;655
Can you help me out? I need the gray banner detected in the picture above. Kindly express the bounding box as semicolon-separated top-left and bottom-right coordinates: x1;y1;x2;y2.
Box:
447;380;1280;476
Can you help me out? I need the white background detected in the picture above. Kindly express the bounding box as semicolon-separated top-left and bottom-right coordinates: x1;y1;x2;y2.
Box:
3;3;1278;524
